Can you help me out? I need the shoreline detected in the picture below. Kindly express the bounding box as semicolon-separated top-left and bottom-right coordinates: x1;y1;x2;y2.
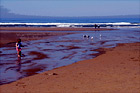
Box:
0;27;115;31
0;42;139;92
0;30;75;47
0;27;115;47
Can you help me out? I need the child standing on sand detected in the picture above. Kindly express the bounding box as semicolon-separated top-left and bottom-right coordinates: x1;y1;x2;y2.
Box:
16;39;23;57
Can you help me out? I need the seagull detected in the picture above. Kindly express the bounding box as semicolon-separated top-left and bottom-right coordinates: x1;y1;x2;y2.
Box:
86;35;90;38
100;34;102;40
83;35;90;38
91;36;94;39
83;35;86;38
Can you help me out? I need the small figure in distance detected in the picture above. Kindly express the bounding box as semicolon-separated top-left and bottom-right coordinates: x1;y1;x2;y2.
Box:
94;24;97;29
86;35;90;38
83;35;90;39
16;39;24;57
83;35;86;38
91;36;94;40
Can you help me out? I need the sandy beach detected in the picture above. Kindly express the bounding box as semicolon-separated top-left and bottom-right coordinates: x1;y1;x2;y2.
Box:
0;30;75;47
0;27;113;47
1;0;139;92
0;42;139;92
0;27;114;31
0;27;140;92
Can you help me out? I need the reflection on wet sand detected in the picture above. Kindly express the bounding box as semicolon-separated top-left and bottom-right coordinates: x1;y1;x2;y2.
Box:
22;64;47;76
15;57;22;80
4;57;21;73
16;57;21;72
29;51;49;60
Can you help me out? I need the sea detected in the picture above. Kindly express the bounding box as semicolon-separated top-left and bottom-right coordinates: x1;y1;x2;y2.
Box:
0;16;140;28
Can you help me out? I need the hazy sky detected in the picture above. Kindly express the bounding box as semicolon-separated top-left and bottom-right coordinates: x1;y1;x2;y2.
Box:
0;0;140;17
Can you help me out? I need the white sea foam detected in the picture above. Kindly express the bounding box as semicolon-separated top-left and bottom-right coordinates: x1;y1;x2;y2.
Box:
0;22;139;28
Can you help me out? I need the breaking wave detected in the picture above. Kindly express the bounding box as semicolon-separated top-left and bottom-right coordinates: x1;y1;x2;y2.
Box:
0;22;140;28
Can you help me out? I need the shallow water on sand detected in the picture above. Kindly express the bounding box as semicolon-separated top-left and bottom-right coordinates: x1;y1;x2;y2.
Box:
0;28;140;85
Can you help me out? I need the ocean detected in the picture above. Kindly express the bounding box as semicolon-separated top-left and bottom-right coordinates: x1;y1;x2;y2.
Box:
0;17;140;28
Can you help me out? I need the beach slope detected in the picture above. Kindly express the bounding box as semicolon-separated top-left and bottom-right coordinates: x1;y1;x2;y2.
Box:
0;43;140;92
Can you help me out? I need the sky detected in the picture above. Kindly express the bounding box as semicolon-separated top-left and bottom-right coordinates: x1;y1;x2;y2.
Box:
0;0;140;17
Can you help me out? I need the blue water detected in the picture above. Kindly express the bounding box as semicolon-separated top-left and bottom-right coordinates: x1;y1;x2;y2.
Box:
0;17;139;23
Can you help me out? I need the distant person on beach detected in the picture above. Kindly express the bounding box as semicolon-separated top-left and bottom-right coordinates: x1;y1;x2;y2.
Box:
97;25;100;28
16;39;24;57
94;24;97;29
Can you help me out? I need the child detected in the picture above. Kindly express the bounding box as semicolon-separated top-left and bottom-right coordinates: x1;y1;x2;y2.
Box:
16;39;23;57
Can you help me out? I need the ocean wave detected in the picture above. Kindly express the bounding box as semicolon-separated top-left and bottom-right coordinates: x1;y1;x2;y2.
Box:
0;22;140;28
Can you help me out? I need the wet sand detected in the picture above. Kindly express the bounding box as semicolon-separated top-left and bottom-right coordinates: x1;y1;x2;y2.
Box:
0;30;74;47
0;42;139;92
0;27;114;31
0;27;113;47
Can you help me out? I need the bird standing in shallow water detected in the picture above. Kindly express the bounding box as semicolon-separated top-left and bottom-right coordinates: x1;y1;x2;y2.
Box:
83;35;86;38
91;36;93;39
83;35;90;38
86;35;90;38
100;34;102;40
